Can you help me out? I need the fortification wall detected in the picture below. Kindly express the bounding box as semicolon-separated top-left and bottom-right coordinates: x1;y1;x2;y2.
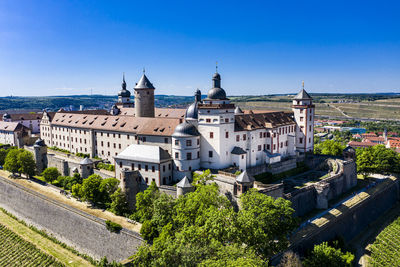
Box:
247;157;297;176
0;176;143;261
289;176;400;255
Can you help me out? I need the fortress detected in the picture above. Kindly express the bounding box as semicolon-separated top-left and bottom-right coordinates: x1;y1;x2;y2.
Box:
39;70;315;187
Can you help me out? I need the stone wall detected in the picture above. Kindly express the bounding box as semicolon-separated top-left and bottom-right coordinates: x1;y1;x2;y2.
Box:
0;176;143;261
288;176;400;256
247;157;297;176
284;158;357;217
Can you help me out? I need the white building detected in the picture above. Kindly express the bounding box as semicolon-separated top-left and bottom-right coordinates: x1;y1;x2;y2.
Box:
40;71;314;186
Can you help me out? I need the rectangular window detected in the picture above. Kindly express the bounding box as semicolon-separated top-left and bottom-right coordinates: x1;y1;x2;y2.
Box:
209;151;213;157
280;142;283;148
168;164;171;170
273;133;276;138
299;138;303;144
309;125;312;131
236;135;239;142
210;132;214;139
186;140;192;146
152;166;155;172
267;144;270;150
258;145;261;151
145;165;148;171
197;151;200;158
273;144;276;150
197;139;200;145
164;138;168;144
259;132;262;138
138;164;141;170
243;134;246;140
142;137;147;142
267;132;270;138
225;132;229;138
206;118;211;123
187;152;192;160
175;140;179;145
131;163;134;170
300;117;304;122
163;165;165;172
119;144;121;149
175;152;179;159
119;162;122;168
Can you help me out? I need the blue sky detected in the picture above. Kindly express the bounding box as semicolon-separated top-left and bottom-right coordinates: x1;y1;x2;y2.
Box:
0;0;399;96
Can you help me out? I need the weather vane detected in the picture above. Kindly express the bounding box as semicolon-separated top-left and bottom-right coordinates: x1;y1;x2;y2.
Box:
302;81;305;89
216;61;218;73
143;67;145;74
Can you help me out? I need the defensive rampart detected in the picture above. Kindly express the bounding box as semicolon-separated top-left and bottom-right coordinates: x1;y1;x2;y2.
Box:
0;176;143;261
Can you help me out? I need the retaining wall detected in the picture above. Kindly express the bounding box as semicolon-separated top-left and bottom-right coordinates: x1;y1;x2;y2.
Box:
0;176;143;261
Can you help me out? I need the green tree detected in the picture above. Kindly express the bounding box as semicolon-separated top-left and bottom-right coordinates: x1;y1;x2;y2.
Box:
303;242;354;267
71;183;83;198
109;188;129;216
4;149;21;175
131;176;294;266
80;174;103;204
17;150;36;177
356;145;400;176
238;189;297;258
131;181;160;222
314;140;345;156
278;251;302;267
0;148;7;165
41;167;61;183
99;178;120;206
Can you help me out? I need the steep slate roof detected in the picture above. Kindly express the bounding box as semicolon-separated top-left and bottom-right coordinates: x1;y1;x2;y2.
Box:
80;158;93;165
134;74;155;89
294;89;312;100
236;171;253;183
234;111;295;132
115;144;171;163
176;176;193;188
1;113;42;121
231;146;246;155
0;121;25;132
50;113;181;136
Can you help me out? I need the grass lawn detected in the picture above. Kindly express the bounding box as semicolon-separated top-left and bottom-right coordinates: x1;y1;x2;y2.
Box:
0;209;94;267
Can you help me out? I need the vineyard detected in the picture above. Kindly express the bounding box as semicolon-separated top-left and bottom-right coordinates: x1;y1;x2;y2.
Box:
0;223;64;266
369;216;400;266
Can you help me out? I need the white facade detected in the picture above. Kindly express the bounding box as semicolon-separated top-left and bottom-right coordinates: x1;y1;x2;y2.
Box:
40;72;314;183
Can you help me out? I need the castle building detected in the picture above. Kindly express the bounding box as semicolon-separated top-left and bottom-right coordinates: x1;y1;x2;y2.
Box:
40;71;314;187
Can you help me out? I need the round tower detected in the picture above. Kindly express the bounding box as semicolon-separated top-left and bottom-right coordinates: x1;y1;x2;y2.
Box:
33;138;47;174
172;121;200;181
134;70;155;117
79;157;94;179
176;176;194;196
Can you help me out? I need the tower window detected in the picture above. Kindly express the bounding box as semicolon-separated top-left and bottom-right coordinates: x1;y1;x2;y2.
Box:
175;140;179;145
225;132;229;138
299;138;303;144
209;151;213;157
225;118;229;123
186;140;192;146
175;152;179;159
187;152;192;160
210;132;214;139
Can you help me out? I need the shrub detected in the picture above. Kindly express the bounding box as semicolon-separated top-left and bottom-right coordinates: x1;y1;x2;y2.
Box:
42;167;61;183
105;220;122;233
97;162;115;172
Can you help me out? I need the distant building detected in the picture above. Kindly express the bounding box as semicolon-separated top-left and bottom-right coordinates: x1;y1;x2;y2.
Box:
0;121;32;147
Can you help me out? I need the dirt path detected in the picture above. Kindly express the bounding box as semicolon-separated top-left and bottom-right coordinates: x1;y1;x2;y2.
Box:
0;170;141;233
0;209;94;267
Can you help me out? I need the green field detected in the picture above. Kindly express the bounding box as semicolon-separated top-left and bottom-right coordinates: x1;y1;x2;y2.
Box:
369;215;400;266
0;223;63;266
231;95;400;120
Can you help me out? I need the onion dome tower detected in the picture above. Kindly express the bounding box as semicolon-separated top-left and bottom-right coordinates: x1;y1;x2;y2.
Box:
118;74;132;107
134;69;155;117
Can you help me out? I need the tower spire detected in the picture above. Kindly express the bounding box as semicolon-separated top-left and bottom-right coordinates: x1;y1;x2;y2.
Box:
143;67;146;74
216;61;218;73
122;72;127;90
302;81;305;90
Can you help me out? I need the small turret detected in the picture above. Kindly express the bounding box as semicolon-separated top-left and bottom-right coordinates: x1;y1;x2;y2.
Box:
176;176;194;196
134;69;155;117
79;157;94;178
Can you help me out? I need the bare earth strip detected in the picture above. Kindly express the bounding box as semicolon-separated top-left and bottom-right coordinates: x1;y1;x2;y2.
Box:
0;170;141;233
0;209;94;267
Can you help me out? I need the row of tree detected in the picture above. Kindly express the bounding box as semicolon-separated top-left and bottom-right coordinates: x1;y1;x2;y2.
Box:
41;167;129;216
